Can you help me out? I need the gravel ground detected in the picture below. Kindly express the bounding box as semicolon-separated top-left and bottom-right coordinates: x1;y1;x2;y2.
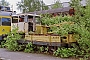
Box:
0;48;78;60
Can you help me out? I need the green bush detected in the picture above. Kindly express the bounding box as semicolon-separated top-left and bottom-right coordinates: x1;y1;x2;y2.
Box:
0;41;5;48
53;48;76;58
24;42;34;53
39;46;44;53
4;27;21;51
44;47;49;53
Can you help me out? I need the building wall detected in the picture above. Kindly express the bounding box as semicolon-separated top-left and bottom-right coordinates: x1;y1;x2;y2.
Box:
62;2;70;7
81;0;86;6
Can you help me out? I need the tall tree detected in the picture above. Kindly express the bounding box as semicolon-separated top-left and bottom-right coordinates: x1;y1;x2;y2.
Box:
17;0;25;12
40;0;49;10
51;0;62;9
17;0;49;13
0;0;10;6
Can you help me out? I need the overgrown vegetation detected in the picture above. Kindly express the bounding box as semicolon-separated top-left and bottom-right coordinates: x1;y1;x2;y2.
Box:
0;41;5;48
4;27;21;51
38;46;44;53
41;0;90;59
24;42;34;53
53;48;76;58
0;0;90;60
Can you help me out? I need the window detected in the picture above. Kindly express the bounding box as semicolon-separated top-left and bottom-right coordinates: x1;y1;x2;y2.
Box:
19;18;24;22
19;15;24;22
0;6;10;11
0;6;3;9
12;18;18;23
0;6;1;10
5;7;10;11
2;18;11;26
36;18;40;24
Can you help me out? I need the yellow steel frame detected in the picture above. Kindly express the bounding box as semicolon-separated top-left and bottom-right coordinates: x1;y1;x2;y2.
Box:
25;34;76;45
25;34;61;43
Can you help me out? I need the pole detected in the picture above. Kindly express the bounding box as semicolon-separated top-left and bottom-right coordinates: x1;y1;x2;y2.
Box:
12;5;13;12
33;11;36;32
41;0;43;11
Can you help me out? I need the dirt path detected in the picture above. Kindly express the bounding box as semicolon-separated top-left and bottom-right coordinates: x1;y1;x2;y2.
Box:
0;48;78;60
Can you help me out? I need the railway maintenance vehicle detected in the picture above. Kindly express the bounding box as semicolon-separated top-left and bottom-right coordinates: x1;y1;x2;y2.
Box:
11;13;76;47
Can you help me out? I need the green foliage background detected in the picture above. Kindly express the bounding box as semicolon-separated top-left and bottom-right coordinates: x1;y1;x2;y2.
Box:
1;0;90;59
41;0;90;59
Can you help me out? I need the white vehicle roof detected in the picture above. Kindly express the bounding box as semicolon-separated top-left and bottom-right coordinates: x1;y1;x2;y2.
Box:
12;14;19;16
12;13;40;17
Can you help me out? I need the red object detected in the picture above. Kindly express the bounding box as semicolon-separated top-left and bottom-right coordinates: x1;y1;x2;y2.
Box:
69;8;75;16
19;18;23;22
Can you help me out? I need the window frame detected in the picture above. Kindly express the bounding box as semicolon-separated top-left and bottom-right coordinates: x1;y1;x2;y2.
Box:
0;18;2;25
12;17;18;23
1;17;11;26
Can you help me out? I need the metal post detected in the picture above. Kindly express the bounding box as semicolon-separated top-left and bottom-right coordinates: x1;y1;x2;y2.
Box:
33;12;36;32
41;0;43;11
